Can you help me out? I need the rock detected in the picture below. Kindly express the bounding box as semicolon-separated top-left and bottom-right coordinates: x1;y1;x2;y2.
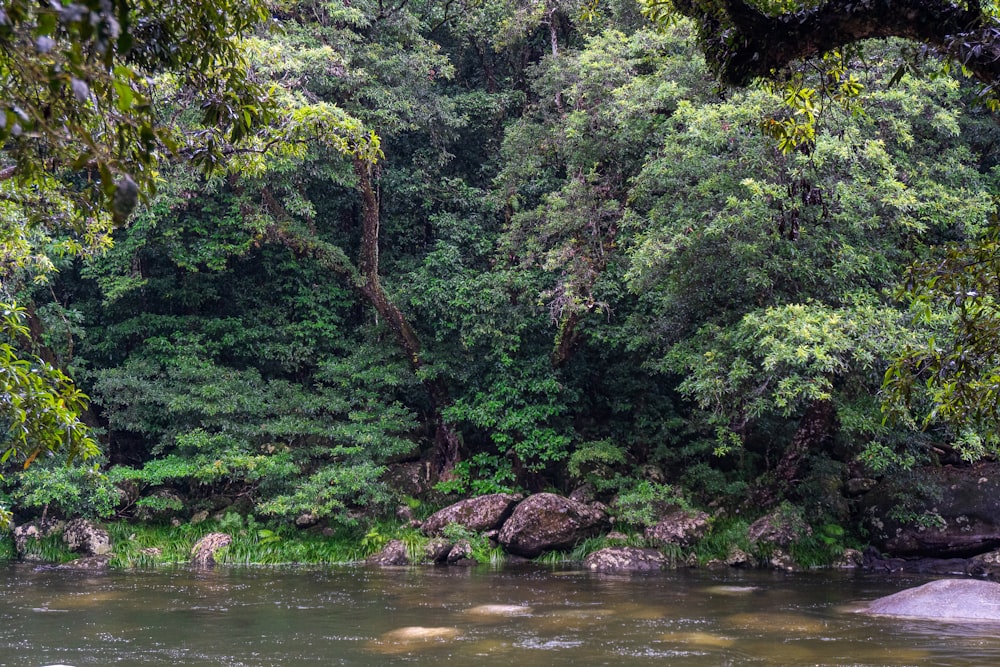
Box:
372;625;461;652
498;493;609;558
190;532;232;567
725;547;752;567
12;519;65;559
189;510;209;525
568;484;595;504
295;512;319;528
424;537;452;563
367;539;409;566
863;464;1000;558
846;478;877;495
833;548;864;569
766;548;797;572
861;579;1000;621
395;505;415;522
62;519;111;556
421;493;523;536
747;506;811;548
969;549;1000;577
605;531;629;544
465;604;533;616
447;539;472;563
583;547;669;572
645;508;710;547
381;462;435;497
58;555;111;570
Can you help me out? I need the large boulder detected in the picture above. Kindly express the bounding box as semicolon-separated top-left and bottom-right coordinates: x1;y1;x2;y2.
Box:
62;519;111;556
645;508;710;547
421;493;522;537
498;493;609;557
861;579;1000;621
863;464;1000;558
583;547;669;572
190;532;232;567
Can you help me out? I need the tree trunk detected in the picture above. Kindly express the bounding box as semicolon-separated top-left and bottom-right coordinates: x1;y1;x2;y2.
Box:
353;159;463;478
262;163;463;478
752;398;838;507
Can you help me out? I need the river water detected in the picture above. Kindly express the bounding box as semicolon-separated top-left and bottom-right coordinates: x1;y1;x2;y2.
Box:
2;563;999;666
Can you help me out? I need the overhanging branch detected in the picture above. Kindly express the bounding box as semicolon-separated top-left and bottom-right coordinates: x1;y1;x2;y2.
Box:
672;0;1000;86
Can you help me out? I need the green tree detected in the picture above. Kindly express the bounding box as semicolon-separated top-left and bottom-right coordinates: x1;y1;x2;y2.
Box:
623;35;999;494
0;0;272;525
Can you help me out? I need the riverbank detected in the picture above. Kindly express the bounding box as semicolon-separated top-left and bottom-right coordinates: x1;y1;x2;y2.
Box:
10;473;1000;576
2;502;858;571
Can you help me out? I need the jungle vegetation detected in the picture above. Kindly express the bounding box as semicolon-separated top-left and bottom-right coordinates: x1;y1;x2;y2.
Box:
3;0;1000;551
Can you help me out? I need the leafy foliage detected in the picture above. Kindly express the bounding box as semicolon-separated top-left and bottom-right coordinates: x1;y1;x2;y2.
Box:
0;305;97;467
8;0;1000;564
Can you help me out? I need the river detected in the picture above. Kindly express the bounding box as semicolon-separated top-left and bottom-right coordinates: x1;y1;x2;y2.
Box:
2;563;999;666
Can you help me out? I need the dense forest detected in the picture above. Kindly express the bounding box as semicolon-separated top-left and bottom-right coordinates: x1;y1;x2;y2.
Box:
4;0;1000;565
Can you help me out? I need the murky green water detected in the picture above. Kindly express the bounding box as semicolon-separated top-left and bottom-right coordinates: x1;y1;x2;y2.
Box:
2;563;999;666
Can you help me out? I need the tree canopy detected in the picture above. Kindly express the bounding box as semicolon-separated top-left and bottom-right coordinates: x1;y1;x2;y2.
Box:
3;0;1000;544
651;1;1000;89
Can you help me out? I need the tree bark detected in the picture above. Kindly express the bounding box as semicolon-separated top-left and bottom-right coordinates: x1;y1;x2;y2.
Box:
260;165;462;478
752;398;838;507
352;158;463;477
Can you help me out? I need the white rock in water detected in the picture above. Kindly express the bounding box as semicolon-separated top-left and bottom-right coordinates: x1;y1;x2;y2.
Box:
378;626;461;642
465;604;533;616
862;578;1000;621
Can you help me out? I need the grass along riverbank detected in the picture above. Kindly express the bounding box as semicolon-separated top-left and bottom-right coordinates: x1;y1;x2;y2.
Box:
1;512;859;569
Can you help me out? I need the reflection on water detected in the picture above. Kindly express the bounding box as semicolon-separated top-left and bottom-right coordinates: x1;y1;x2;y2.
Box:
1;563;1000;666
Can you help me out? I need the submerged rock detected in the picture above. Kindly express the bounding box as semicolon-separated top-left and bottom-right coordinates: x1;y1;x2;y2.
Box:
498;493;609;558
370;625;461;653
584;547;669;572
465;604;533;617
421;493;522;537
58;554;111;571
861;578;1000;621
190;532;232;567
